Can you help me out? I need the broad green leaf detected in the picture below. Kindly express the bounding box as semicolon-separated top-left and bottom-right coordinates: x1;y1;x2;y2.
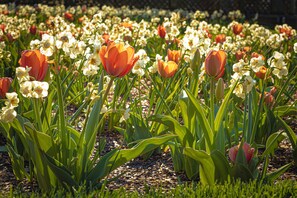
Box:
277;116;297;148
44;153;78;188
211;150;231;183
183;147;215;185
149;115;194;147
262;131;286;156
185;89;213;151
86;134;176;183
6;144;28;180
231;163;253;182
214;83;236;134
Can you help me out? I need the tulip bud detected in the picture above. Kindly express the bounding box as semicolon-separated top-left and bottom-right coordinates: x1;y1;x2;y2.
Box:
229;142;255;163
157;60;178;78
190;49;201;73
30;25;37;35
167;49;180;64
215;34;226;44
255;66;267;79
232;23;243;35
64;12;74;21
157;25;166;39
215;78;225;101
0;77;13;98
205;50;226;78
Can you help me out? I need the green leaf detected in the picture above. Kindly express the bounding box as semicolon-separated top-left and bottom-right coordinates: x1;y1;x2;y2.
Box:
43;153;78;188
184;89;213;151
149;115;194;147
231;163;253;182
6;144;28;180
276;116;297;148
183;147;215;185
264;163;292;183
262;131;286;156
86;134;176;183
211;150;231;183
214;83;236;134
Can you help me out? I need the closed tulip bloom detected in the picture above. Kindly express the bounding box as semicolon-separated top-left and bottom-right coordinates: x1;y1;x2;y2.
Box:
99;42;139;78
157;60;178;78
255;66;267;79
30;25;37;35
64;12;74;21
215;34;226;44
0;77;13;98
229;142;255;163
205;50;226;78
19;50;49;81
157;25;166;39
232;23;243;35
215;78;225;100
167;49;180;64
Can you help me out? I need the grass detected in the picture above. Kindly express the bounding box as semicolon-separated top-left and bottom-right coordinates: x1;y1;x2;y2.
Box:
4;180;296;198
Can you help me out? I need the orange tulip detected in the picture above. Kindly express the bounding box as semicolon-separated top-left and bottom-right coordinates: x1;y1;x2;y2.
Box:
232;23;243;35
157;25;166;39
215;34;226;44
0;77;12;98
255;66;267;79
167;49;180;64
64;12;74;21
251;52;265;60
102;33;110;44
120;22;133;30
19;49;49;81
235;50;245;61
99;42;139;77
157;60;178;78
205;50;226;78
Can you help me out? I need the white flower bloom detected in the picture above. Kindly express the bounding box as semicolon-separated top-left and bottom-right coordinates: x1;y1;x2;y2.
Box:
16;67;31;83
20;81;33;98
31;81;49;98
0;107;17;123
5;92;19;108
267;51;288;79
250;56;265;72
40;34;55;57
294;43;297;53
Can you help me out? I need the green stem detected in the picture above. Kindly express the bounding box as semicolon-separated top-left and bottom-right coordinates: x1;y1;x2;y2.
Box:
210;77;215;130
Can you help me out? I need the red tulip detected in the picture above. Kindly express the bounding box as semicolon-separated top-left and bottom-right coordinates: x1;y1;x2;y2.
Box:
157;60;178;78
232;23;243;35
0;24;5;32
157;25;166;39
167;49;180;64
19;50;49;81
229;142;255;163
64;12;74;21
99;41;139;77
215;34;226;44
205;50;226;78
30;25;37;35
0;77;13;98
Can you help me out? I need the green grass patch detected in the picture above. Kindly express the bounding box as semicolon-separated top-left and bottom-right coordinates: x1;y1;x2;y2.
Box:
4;180;297;198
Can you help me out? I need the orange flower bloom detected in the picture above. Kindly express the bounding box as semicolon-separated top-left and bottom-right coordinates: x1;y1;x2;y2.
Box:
19;50;49;81
30;25;37;35
232;23;243;35
157;25;166;39
99;42;139;77
251;52;265;60
64;12;74;21
0;77;12;98
157;60;178;78
205;50;226;78
215;34;226;44
255;66;267;79
102;33;110;44
167;49;180;64
235;50;245;61
120;22;133;30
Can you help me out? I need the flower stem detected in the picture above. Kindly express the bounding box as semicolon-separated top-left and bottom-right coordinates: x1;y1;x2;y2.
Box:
210;77;215;130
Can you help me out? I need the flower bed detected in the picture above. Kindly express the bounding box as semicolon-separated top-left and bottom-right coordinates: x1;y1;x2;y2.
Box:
0;3;296;194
